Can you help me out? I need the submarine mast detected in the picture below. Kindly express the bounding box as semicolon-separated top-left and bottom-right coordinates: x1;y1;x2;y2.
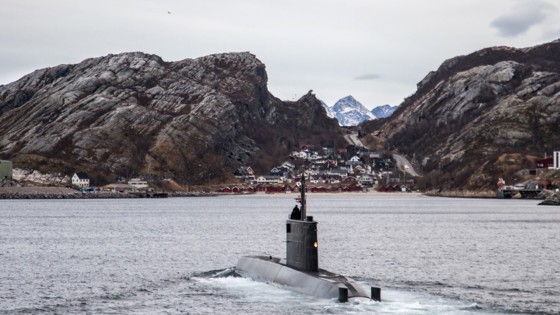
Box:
300;173;306;220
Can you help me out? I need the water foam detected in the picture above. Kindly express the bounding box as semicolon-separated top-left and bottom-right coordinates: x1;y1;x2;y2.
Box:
198;275;501;314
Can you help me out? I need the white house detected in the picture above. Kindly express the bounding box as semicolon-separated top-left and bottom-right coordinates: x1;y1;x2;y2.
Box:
291;151;307;159
256;176;284;184
72;172;90;188
358;175;374;186
281;161;295;170
327;169;348;178
128;178;149;189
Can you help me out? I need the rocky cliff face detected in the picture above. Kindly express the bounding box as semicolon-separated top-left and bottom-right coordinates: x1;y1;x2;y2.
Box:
365;40;560;190
0;52;344;184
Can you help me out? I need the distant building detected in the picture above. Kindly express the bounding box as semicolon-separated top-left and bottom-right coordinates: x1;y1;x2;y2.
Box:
322;146;335;155
72;172;90;188
281;161;295;170
0;160;13;180
128;178;148;189
256;175;283;184
234;166;255;179
270;166;290;177
358;175;374;187
102;183;136;193
536;157;554;168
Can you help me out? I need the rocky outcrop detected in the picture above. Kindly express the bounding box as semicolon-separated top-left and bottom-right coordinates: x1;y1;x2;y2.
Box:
362;40;560;190
539;191;560;205
0;52;344;184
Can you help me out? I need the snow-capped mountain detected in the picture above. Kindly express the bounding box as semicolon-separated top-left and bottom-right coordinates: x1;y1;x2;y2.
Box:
321;100;335;118
322;96;397;126
331;96;377;126
371;104;398;118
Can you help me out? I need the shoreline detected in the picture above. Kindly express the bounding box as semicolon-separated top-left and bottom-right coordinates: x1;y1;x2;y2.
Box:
0;192;216;199
423;190;498;199
3;186;542;201
0;187;215;199
0;190;423;199
0;186;426;199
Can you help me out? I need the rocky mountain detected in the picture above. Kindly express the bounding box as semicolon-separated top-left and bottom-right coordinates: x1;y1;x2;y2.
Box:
371;104;397;119
321;100;335;119
322;97;397;126
324;95;377;126
361;39;560;191
0;52;346;184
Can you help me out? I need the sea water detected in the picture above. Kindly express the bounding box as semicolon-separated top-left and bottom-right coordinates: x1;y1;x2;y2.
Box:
0;194;558;314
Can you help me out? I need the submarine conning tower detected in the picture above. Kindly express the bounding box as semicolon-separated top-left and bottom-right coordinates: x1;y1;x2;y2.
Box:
236;173;381;302
286;175;319;272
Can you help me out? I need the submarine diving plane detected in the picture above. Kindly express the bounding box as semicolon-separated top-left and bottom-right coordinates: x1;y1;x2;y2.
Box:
236;175;380;302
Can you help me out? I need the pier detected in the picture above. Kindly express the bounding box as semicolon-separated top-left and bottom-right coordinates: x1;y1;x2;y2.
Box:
129;192;169;198
497;187;541;199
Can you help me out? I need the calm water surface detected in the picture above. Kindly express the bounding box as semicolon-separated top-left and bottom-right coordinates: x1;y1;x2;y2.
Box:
0;194;558;314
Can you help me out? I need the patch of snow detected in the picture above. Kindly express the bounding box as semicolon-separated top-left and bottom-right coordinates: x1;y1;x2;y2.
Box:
371;105;398;118
321;101;335;118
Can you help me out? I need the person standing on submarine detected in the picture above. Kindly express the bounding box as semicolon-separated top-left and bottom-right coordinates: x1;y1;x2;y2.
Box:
290;205;301;220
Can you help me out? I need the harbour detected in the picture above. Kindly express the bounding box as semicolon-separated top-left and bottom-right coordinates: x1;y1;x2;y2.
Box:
0;195;558;314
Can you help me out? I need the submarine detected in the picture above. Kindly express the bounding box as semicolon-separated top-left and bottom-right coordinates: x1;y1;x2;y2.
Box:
236;175;381;302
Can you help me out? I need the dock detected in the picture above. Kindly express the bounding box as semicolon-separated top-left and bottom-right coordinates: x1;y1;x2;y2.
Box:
497;187;541;199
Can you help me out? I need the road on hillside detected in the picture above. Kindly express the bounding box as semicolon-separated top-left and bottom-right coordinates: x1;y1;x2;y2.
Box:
393;154;420;177
344;133;365;147
345;133;420;177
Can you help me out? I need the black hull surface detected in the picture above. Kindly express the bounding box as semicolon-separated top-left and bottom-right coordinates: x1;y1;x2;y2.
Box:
236;255;370;300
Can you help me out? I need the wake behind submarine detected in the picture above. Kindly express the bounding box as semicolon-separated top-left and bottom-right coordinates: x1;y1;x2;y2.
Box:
236;175;381;302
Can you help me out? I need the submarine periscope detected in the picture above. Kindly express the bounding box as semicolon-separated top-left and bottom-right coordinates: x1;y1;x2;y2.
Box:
235;175;381;302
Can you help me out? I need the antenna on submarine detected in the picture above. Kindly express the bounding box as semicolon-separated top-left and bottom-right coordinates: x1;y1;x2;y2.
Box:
300;174;306;220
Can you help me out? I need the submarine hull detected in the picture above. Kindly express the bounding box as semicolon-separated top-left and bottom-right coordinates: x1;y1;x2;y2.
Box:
236;255;370;300
235;176;378;302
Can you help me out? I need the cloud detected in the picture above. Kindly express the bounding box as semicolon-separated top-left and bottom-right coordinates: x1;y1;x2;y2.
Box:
491;0;558;37
543;28;560;40
354;73;381;81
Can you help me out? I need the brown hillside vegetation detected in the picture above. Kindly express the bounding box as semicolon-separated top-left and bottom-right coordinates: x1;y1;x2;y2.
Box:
360;40;560;191
0;52;345;184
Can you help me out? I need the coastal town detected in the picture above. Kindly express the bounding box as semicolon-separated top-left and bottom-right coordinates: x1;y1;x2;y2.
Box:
0;143;413;198
1;146;560;202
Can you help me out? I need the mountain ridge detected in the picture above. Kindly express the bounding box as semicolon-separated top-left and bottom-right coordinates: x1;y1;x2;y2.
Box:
0;52;346;184
321;96;397;126
371;104;398;119
4;40;559;191
332;95;377;126
361;39;560;191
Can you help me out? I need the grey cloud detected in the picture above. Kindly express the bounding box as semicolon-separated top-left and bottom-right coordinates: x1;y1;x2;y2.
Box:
491;1;557;37
355;73;381;81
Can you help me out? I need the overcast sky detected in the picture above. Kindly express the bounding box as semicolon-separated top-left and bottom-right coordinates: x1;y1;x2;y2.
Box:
1;0;559;109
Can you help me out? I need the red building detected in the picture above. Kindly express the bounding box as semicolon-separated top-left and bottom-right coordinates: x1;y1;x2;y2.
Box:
536;157;554;168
